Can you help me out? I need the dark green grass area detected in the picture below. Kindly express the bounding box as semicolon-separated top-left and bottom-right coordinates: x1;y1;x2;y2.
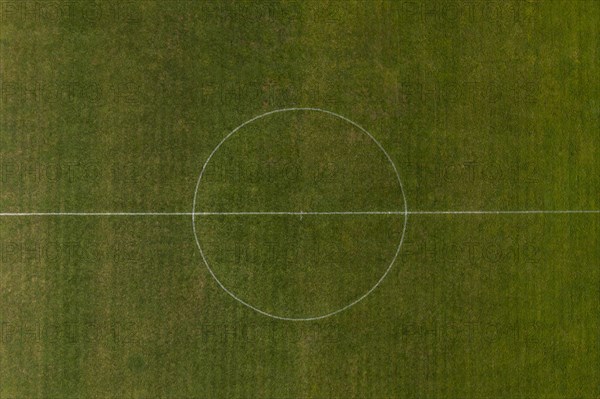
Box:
196;214;404;318
193;110;405;213
1;1;599;398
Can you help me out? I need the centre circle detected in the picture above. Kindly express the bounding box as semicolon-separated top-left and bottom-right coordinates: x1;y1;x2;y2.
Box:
192;108;408;320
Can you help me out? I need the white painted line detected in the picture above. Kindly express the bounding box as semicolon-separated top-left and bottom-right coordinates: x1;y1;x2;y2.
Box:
407;210;600;215
0;212;193;216
1;210;598;216
190;107;409;321
196;211;405;215
197;210;600;215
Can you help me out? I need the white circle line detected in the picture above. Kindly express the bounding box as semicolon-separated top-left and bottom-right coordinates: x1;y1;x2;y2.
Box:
191;107;409;321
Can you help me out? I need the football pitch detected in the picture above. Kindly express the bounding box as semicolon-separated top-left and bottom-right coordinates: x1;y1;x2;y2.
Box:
1;1;599;398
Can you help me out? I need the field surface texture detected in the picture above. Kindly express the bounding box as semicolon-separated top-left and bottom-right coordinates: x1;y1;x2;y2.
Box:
1;1;599;398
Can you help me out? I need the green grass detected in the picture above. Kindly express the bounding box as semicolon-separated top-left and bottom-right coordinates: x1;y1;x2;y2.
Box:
1;0;599;398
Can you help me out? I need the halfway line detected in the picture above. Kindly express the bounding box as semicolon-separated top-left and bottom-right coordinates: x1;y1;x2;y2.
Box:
0;210;599;216
0;212;192;216
408;210;600;215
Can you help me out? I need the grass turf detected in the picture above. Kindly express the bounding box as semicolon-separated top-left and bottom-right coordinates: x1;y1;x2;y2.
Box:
1;0;599;398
